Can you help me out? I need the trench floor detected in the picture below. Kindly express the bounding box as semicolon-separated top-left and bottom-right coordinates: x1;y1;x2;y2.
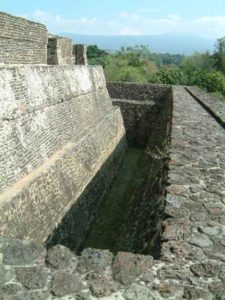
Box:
81;147;145;253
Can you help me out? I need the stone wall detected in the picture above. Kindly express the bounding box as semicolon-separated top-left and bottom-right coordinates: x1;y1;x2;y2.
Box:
0;12;47;64
46;82;172;256
1;82;225;299
108;82;172;147
75;44;88;65
1;88;225;300
186;86;225;127
0;65;126;243
107;83;172;255
107;81;170;102
47;35;73;65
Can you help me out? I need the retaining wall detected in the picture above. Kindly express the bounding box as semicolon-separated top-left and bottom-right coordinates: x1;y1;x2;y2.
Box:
107;82;170;102
186;86;225;127
107;82;171;147
95;82;173;255
0;65;126;243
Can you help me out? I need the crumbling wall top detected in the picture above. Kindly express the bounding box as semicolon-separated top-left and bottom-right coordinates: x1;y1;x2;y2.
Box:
0;11;47;64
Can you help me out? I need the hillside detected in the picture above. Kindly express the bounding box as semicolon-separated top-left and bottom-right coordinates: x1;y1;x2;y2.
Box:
59;33;215;54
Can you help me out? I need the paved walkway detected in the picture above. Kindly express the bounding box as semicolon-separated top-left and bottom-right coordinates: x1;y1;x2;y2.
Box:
160;86;225;298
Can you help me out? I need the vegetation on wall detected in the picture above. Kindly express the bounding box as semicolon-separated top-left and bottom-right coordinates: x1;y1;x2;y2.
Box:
85;39;225;98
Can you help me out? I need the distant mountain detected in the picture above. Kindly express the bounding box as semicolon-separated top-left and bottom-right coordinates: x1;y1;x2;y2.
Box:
59;33;216;55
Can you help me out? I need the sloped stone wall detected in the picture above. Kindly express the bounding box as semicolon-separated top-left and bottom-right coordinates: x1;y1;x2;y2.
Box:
0;65;126;243
0;12;47;64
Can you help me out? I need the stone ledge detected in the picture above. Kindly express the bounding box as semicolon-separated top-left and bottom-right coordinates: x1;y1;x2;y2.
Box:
186;86;225;128
0;65;106;120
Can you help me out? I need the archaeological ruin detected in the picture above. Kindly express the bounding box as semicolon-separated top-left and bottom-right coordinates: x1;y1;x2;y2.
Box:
0;11;225;300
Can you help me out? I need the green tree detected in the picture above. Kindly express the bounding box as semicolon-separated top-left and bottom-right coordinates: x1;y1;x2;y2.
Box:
104;45;157;83
214;37;225;74
86;45;108;67
189;70;225;95
181;52;215;78
150;66;185;85
104;54;148;83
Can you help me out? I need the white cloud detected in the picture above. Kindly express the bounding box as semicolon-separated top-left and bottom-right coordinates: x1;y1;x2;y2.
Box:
25;9;225;38
30;9;96;33
119;11;141;20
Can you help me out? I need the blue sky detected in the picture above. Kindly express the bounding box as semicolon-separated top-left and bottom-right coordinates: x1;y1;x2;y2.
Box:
1;0;225;38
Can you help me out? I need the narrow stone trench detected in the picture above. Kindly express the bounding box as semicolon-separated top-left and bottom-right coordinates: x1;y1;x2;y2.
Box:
80;147;144;253
79;92;172;257
80;144;168;258
46;84;173;258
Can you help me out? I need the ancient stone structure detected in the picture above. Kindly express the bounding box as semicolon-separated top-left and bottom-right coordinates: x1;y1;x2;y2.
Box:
1;11;225;300
48;83;172;256
0;64;126;246
75;44;88;65
0;12;75;65
47;35;73;65
0;12;47;64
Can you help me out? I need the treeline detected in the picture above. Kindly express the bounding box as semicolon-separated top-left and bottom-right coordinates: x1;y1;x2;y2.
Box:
85;38;225;98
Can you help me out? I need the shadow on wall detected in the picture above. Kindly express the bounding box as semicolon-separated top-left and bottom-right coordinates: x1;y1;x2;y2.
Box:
81;85;173;258
46;83;173;258
45;136;127;252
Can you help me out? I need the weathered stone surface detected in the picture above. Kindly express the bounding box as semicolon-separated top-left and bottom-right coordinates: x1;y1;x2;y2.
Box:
0;283;23;296
209;282;225;298
48;35;73;65
183;286;213;300
188;233;213;248
112;252;153;285
186;86;225;127
51;270;83;297
2;239;43;266
88;273;118;297
6;290;50;300
198;225;220;236
0;265;14;284
107;81;170;103
46;245;77;270
0;64;126;247
77;248;113;273
75;44;88;65
0;12;47;64
158;264;191;280
123;283;155;300
155;282;184;298
219;265;225;280
190;262;220;278
16;267;49;290
161;240;206;262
